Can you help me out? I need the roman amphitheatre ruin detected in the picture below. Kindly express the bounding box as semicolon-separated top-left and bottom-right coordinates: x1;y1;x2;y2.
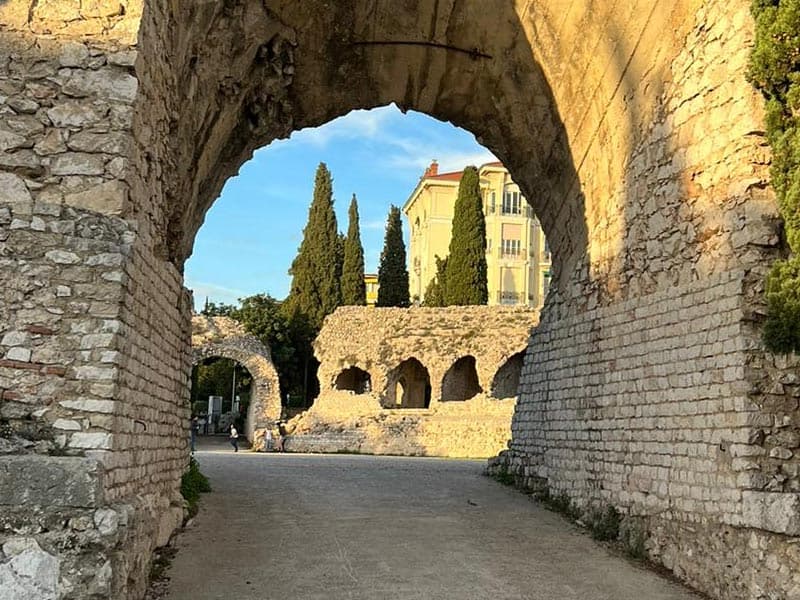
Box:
0;1;798;599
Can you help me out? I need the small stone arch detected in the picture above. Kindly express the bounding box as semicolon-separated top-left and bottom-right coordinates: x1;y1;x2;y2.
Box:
334;366;372;394
441;356;482;402
383;357;431;409
490;351;526;399
191;316;282;443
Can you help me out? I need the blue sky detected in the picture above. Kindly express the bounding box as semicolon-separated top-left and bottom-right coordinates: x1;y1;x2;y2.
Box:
184;104;495;310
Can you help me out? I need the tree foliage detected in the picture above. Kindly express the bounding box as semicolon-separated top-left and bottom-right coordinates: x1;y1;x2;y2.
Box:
341;194;367;305
423;255;448;307
285;162;342;331
377;205;410;307
749;0;800;352
443;166;488;305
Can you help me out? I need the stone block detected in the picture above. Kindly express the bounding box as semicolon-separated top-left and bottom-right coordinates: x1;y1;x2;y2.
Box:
0;456;104;507
0;173;33;204
741;491;800;535
63;180;127;215
0;538;60;600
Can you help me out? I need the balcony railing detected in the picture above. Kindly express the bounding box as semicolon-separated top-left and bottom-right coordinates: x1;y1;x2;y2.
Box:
498;291;523;304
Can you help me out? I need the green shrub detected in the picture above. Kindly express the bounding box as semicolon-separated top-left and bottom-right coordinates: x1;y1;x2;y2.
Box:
749;0;800;352
492;466;516;486
588;505;621;541
180;458;211;517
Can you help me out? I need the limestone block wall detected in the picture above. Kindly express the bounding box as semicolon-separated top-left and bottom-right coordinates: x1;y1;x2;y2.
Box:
283;306;536;459
488;3;800;598
314;306;538;405
191;315;281;443
286;391;515;459
0;3;189;599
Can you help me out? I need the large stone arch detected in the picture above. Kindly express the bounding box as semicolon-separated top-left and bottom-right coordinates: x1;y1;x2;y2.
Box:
0;2;796;599
191;316;281;444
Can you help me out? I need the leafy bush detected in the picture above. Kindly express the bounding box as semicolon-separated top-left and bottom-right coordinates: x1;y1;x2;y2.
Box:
588;505;621;541
180;458;211;517
749;0;800;352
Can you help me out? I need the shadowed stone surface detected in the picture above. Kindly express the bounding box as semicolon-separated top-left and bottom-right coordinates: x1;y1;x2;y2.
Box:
0;456;103;507
162;444;699;600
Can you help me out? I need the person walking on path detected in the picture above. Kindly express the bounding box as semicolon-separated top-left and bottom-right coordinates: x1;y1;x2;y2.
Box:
229;424;239;452
262;428;273;452
190;415;198;454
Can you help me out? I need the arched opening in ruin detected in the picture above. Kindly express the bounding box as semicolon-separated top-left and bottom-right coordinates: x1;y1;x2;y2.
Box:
190;357;252;438
440;356;482;402
191;316;283;444
334;366;372;394
384;358;432;409
490;351;526;399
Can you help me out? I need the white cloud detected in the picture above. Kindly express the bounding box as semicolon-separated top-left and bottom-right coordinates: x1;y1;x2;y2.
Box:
385;149;498;174
362;219;386;231
288;106;396;148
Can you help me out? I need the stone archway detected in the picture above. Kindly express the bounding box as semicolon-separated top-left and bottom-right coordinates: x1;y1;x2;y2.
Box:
490;351;526;399
440;356;482;402
191;316;281;445
0;2;796;599
384;358;431;409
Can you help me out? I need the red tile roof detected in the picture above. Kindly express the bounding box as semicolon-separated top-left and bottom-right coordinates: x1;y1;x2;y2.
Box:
428;170;462;181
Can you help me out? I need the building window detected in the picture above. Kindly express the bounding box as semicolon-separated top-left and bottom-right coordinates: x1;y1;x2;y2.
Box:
486;238;492;253
490;192;496;214
542;270;551;297
501;239;521;257
502;187;522;215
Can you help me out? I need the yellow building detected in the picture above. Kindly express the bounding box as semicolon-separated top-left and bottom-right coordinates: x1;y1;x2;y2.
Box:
364;273;379;306
403;161;551;307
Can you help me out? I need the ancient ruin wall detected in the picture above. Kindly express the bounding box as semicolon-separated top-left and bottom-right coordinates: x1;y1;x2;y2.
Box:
490;3;800;598
315;306;538;405
191;315;281;443
286;306;537;458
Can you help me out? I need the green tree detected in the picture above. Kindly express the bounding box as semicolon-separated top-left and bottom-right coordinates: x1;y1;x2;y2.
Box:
749;0;800;352
423;255;448;306
285;162;342;331
200;300;237;317
377;205;410;307
444;166;488;305
341;194;367;305
191;358;252;419
231;294;300;399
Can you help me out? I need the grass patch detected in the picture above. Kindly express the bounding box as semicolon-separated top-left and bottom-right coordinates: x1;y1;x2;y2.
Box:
180;458;211;518
588;505;621;541
490;465;516;486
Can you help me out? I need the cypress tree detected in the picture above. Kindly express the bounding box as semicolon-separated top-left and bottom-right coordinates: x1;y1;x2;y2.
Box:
444;166;488;305
341;194;367;305
285;162;342;330
376;205;410;307
423;255;448;307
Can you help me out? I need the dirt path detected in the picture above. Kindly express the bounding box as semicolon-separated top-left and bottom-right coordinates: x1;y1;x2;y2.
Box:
161;445;699;600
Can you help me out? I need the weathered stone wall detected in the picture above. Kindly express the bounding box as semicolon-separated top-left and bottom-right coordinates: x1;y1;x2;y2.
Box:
490;3;800;598
0;3;189;599
191;315;281;443
314;306;538;405
282;306;535;458
286;391;515;459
